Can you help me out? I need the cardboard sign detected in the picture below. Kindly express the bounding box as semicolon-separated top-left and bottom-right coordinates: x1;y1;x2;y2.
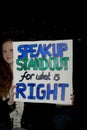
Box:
13;40;73;105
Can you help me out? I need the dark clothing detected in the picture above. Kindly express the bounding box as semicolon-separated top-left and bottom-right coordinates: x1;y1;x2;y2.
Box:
0;98;79;130
21;103;56;130
0;97;15;130
0;97;56;130
54;106;81;130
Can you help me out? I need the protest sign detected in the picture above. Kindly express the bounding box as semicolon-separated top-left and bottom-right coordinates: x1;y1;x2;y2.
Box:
13;40;73;105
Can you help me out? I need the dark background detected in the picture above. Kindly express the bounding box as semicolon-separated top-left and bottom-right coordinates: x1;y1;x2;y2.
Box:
0;4;86;129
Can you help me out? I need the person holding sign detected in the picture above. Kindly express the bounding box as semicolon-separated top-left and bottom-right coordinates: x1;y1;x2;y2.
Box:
0;38;57;130
0;37;74;130
0;59;15;130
